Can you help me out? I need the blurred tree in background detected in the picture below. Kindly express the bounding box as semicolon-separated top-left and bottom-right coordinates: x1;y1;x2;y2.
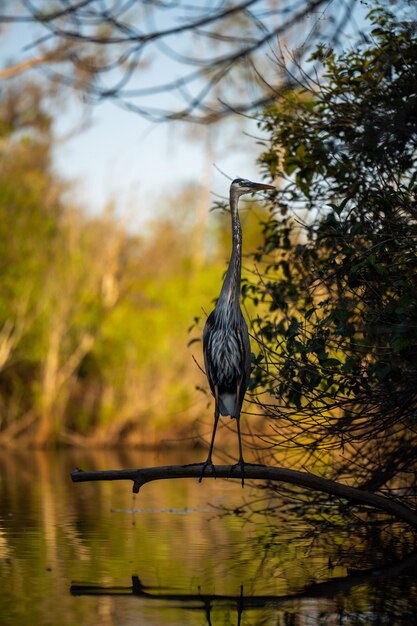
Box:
247;8;417;507
0;82;269;446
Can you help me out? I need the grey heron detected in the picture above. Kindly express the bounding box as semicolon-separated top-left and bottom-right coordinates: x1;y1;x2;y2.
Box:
200;177;275;486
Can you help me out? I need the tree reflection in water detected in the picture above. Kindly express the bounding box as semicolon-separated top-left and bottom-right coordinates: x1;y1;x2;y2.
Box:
71;548;417;625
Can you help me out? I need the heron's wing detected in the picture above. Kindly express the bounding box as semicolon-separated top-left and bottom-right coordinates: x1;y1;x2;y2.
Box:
236;315;251;408
203;308;251;413
203;310;217;394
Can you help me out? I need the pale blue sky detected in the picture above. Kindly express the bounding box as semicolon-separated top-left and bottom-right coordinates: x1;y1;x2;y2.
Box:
52;98;262;229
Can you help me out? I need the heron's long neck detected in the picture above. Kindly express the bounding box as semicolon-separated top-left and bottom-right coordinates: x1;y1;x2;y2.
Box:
218;189;242;314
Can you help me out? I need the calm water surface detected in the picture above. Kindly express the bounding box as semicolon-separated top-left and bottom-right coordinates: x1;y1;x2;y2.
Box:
0;448;416;625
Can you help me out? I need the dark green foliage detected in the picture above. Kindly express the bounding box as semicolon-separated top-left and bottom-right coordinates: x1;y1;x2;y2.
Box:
251;8;417;497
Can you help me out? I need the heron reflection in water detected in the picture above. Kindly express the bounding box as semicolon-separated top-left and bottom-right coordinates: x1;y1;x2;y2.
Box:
200;178;275;486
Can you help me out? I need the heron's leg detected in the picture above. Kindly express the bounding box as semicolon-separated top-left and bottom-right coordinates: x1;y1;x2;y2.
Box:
199;405;219;483
231;415;245;488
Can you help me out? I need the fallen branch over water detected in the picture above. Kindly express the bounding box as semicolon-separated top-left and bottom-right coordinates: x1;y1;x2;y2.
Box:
71;462;417;528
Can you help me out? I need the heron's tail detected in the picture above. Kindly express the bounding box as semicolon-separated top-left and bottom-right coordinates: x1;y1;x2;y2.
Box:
218;392;238;417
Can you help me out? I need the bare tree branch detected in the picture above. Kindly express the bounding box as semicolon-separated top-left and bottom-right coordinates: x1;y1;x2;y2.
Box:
71;463;417;528
0;0;369;122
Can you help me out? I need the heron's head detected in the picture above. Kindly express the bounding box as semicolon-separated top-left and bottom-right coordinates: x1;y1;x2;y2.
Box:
230;177;275;197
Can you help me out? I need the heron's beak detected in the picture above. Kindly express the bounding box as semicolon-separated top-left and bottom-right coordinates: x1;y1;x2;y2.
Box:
249;181;275;191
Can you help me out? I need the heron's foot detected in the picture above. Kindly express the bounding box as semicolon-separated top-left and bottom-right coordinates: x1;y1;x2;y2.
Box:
198;459;216;483
230;459;246;488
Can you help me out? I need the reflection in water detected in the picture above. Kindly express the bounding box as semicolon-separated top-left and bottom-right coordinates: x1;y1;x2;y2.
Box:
71;546;417;624
70;550;417;626
0;449;416;626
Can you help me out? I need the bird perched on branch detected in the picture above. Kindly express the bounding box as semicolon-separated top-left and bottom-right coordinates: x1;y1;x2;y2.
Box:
200;177;274;486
